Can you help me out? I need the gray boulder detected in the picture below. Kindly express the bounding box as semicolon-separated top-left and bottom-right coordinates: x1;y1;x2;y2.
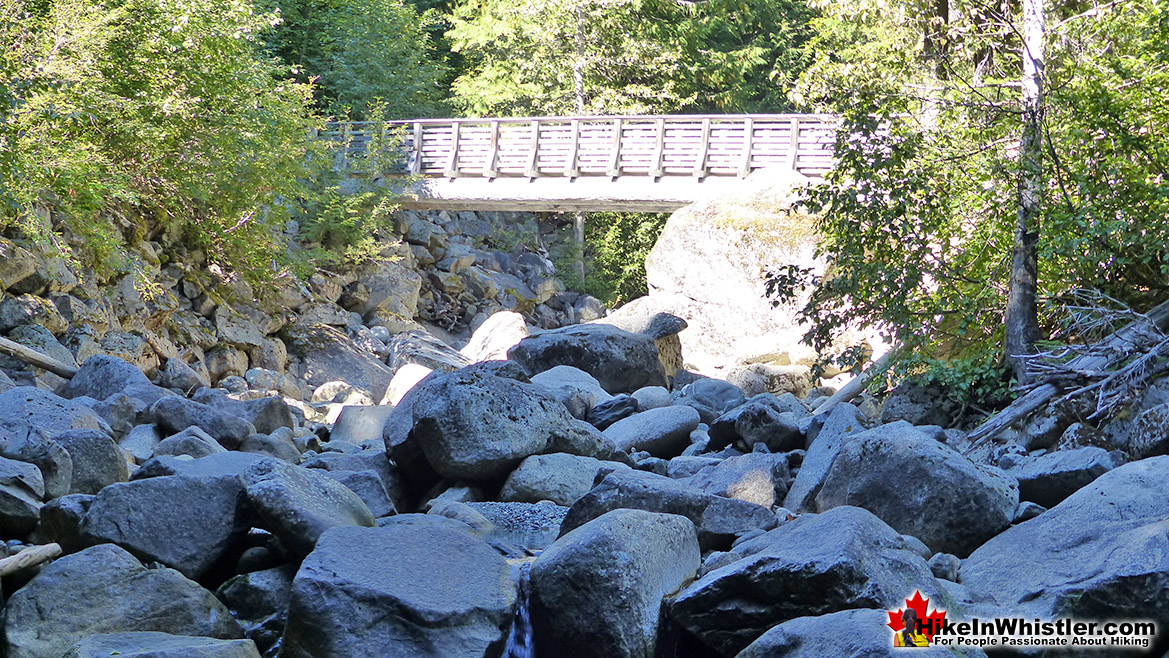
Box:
0;455;44;537
153;426;229;459
561;469;777;550
133;451;268;481
0;418;73;499
329;405;395;445
815;426;1019;556
189;392;295;436
1008;446;1120;507
409;367;590;480
149;396;254;450
79;474;252;580
674;378;746;424
0;386;112;438
283;323;394;402
960;456;1169;630
243;458;375;558
281;524;515;658
530;365;613;420
319;469;397;518
782;403;866;512
2;544;243;658
531;509;700;658
301;449;404;509
737;608;985;658
683;452;787;508
54;428;129;494
508;324;667;394
603;405;701;457
669;506;950;656
29;493;93;552
63;633;261;658
708;396;802;452
61;354;170;408
500;453;631;507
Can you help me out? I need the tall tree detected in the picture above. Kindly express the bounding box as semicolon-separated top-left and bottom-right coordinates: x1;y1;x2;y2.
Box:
791;0;1169;401
1004;0;1044;383
446;0;816;116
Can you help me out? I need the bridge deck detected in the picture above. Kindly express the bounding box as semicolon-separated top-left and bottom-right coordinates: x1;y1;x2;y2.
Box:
321;114;835;212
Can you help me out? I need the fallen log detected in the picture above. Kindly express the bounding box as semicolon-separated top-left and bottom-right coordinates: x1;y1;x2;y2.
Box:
0;335;78;379
813;349;897;417
0;543;62;578
964;298;1169;454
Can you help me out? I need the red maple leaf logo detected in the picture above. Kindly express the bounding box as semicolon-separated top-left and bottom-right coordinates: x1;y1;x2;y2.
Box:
887;591;947;642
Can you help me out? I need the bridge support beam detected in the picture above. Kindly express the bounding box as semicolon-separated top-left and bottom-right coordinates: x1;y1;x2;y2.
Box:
384;172;811;213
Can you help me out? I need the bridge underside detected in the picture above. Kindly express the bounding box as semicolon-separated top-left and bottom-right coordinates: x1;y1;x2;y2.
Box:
385;173;810;213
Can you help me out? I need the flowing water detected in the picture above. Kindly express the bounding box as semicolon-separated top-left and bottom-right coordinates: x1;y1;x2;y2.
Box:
504;560;536;658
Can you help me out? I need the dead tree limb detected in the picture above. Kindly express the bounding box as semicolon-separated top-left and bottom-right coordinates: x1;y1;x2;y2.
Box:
0;543;62;578
964;298;1169;454
814;349;898;416
0;336;78;379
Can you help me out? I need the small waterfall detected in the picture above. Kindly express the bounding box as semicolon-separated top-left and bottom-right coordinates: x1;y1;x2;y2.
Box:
504;561;536;658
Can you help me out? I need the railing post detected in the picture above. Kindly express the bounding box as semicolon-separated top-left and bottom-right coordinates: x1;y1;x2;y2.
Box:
694;117;711;178
525;120;541;179
485;120;500;178
411;122;423;175
445;120;461;179
566;119;581;177
789;117;800;171
738;117;755;177
651;118;666;178
607;118;623;179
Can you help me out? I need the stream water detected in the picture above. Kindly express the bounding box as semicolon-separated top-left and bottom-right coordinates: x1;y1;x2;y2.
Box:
504;560;536;658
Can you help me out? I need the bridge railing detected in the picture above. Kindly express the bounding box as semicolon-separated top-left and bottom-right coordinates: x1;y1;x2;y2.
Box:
318;114;837;180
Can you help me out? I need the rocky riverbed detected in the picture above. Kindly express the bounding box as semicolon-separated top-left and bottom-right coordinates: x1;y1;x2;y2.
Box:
1;204;1169;657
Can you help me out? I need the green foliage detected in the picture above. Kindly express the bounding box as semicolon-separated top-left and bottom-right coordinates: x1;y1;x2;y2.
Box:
264;0;449;119
789;0;1169;402
556;212;668;307
1;0;324;282
446;0;816;116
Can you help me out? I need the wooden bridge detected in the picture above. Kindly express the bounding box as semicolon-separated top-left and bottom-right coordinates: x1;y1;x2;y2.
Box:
321;114;836;212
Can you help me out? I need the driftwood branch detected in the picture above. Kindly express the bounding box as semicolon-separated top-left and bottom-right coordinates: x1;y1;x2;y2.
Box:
0;336;78;379
965;298;1169;454
814;349;898;416
0;543;62;577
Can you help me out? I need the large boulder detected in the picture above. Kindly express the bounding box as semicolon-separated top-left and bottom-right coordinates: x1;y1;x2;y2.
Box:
2;544;243;658
500;453;631;507
243;458;375;558
283;323;394;402
737;608;986;658
602;405;702;457
54;428;129;494
0;455;43;537
408;366;599;480
355;260;423;319
508;324;667;394
561;469;777;550
63;633;261;658
782;403;866;512
643;171;821;372
814;425;1019;556
0;417;73;499
281;524;515;658
60;354;170;408
530;365;613;420
191;389;295;436
668;506;951;656
459;310;529;362
0;386;112;438
959;456;1169;636
531;509;700;658
149;396;254;450
79;474;252;580
1007;446;1120;508
682;452;788;508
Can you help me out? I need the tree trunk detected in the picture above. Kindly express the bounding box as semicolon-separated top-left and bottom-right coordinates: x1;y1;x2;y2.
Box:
573;5;586;115
1005;0;1045;385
